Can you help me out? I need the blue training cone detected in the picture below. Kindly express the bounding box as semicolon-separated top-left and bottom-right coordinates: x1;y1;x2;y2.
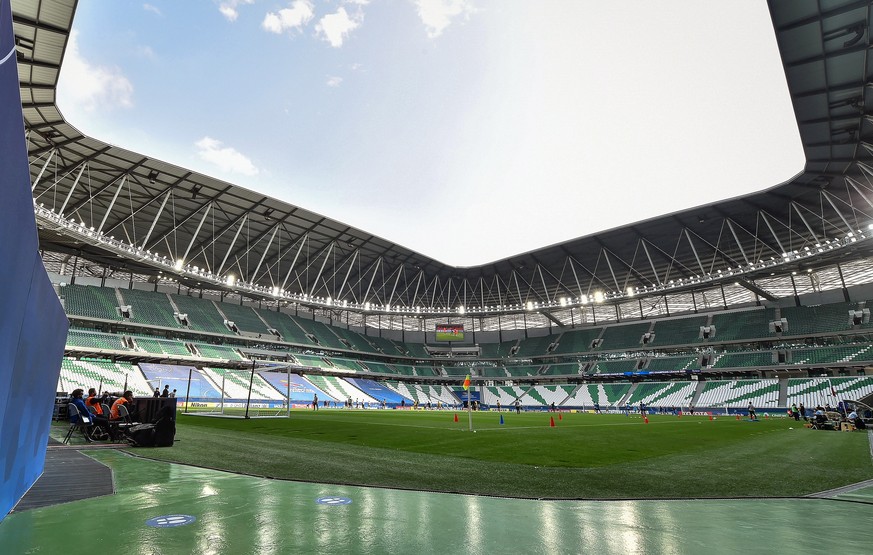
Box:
499;414;504;425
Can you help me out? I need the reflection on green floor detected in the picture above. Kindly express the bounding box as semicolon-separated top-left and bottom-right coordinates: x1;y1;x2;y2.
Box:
2;450;872;554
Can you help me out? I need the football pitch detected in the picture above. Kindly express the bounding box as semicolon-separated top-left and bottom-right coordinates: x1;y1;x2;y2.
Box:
135;409;873;499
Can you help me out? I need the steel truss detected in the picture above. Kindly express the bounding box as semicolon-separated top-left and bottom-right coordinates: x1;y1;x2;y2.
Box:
15;0;873;330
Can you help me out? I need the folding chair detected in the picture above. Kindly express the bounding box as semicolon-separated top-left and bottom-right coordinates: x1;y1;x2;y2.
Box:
62;403;93;444
115;404;137;435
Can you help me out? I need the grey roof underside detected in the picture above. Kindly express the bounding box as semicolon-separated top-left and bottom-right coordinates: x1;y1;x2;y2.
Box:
13;0;873;309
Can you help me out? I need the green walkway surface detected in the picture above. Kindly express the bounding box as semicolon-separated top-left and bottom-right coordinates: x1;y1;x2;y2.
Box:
2;450;872;554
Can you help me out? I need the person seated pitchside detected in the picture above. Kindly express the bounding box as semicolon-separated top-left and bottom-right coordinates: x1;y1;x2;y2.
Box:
110;391;136;422
84;387;115;440
69;389;112;441
848;408;867;430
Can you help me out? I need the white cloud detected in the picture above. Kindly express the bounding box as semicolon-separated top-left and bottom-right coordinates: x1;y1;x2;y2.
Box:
218;0;254;22
326;76;343;87
143;3;162;16
315;7;361;48
262;0;315;34
195;137;260;176
414;0;475;38
57;30;134;112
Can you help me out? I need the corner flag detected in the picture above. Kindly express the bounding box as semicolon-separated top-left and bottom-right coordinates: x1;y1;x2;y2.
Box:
463;374;471;390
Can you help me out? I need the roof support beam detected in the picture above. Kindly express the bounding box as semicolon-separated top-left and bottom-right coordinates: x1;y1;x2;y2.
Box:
640;240;662;285
363;257;382;305
217;214;247;276
684;228;706;275
791;202;820;244
251;223;280;284
181;202;213;266
725;219;750;264
141;190;171;250
280;233;308;291
821;190;854;233
336;249;360;301
58;162;86;217
760;212;787;255
30;148;54;192
308;241;334;297
97;175;126;235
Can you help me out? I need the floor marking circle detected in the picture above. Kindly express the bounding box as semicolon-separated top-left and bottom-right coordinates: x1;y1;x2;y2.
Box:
316;496;353;506
146;514;197;528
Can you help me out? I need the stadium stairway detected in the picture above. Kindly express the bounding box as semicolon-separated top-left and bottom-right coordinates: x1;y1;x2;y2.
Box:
778;379;789;407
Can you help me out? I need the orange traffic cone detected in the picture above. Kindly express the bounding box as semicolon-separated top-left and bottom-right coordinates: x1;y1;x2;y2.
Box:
709;414;713;421
558;413;563;421
644;416;649;424
549;416;555;427
453;413;459;423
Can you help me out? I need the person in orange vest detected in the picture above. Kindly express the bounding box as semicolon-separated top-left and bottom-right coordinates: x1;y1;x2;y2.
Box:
110;391;134;420
85;388;104;416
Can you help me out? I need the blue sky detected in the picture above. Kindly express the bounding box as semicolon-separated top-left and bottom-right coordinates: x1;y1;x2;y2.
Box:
57;1;804;267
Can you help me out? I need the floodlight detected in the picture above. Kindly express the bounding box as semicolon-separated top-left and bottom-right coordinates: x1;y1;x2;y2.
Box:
174;259;184;270
626;287;634;297
593;291;604;303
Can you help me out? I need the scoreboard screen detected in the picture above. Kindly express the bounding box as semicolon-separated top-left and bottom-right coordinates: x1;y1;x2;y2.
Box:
435;324;465;342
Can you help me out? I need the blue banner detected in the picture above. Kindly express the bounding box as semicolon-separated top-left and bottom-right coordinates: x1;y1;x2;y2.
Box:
0;0;69;522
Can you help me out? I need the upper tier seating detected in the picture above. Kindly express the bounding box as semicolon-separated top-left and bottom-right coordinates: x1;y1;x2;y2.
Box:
216;302;271;335
298;318;347;350
780;303;855;337
478;340;517;358
171;294;234;335
255;309;313;345
598;322;651;351
551;328;602;355
514;334;558;358
651;316;707;346
330;326;380;353
61;284;123;321
709;309;774;341
117;288;182;328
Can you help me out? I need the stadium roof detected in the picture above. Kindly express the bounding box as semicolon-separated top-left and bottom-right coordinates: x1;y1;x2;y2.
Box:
14;0;873;318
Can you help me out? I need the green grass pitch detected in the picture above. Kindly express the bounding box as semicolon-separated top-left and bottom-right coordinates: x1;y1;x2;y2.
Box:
139;409;873;499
